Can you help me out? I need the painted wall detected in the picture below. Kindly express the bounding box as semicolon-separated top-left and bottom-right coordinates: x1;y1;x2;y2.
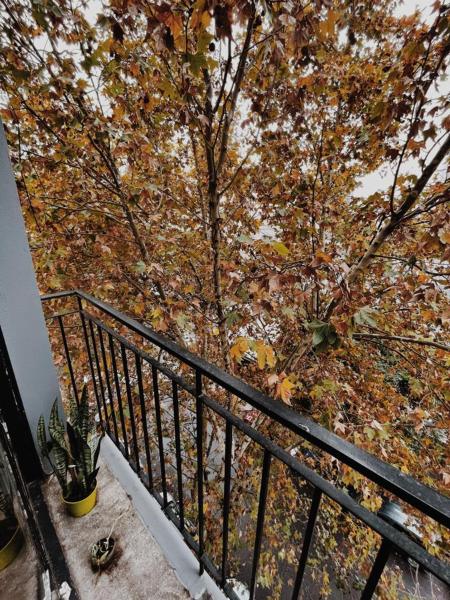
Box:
0;121;61;465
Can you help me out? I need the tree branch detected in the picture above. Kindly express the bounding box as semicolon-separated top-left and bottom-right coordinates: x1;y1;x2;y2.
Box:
353;333;450;353
323;132;450;320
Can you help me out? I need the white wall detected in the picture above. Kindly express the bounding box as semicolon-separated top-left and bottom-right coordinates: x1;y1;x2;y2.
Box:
0;121;61;463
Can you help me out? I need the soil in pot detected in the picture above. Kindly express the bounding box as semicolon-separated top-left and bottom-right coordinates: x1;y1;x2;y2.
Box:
90;537;116;571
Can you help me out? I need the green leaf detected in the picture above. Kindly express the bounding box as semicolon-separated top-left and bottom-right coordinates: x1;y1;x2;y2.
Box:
197;30;213;53
91;434;103;472
353;306;377;328
48;399;68;453
37;415;49;458
237;234;252;244
50;444;68;496
187;53;207;76
312;328;326;347
226;311;241;326
307;320;340;353
75;385;90;441
364;426;376;441
175;312;189;329
135;260;146;274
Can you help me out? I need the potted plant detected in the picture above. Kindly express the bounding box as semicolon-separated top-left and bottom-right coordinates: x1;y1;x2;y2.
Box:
90;536;116;571
90;512;124;571
0;484;24;571
37;386;103;517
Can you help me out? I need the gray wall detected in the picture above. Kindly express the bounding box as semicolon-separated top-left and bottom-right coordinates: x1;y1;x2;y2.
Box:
0;121;61;464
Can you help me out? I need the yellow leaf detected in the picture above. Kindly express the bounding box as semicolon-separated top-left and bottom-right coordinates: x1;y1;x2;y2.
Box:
266;346;275;368
271;241;289;257
230;337;249;362
256;341;266;369
151;307;162;320
279;377;296;404
255;341;276;369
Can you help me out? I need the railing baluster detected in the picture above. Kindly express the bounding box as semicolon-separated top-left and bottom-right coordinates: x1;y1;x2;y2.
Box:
151;365;168;506
196;370;205;575
41;292;450;597
77;302;102;419
88;319;110;433
57;315;79;406
249;449;272;600
108;333;129;460
361;540;392;600
97;325;119;442
135;354;154;492
291;487;322;599
121;344;140;474
172;380;184;531
43;292;450;533
221;419;233;587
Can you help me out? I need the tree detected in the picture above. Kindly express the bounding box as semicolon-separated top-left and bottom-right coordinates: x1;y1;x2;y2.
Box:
1;1;449;596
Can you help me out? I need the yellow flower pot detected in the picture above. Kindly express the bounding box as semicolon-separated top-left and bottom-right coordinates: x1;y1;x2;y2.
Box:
0;526;24;571
63;484;97;518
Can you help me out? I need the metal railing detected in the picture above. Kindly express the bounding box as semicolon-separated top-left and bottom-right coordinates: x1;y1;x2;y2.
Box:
41;290;450;599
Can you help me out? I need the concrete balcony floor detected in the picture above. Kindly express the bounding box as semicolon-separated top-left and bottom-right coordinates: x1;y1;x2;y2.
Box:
0;437;224;600
42;448;190;600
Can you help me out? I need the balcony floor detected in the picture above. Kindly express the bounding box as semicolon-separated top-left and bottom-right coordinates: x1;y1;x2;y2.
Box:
0;526;39;600
42;454;189;600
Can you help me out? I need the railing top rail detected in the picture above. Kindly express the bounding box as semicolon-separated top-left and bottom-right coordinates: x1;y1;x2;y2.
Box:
41;289;450;529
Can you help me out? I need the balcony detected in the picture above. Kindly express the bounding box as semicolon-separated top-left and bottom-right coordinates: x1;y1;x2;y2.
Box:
29;290;448;599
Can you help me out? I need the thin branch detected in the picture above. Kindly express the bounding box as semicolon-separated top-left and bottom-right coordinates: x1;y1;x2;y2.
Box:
353;333;450;353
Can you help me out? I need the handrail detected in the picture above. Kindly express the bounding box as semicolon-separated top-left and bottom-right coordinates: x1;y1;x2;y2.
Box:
41;289;450;530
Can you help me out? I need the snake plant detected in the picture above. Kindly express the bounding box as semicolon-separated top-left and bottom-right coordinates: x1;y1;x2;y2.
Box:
37;386;103;502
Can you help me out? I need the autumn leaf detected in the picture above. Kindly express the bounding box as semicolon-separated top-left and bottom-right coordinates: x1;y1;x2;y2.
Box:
271;241;289;257
438;227;450;244
267;373;279;386
255;341;276;369
278;376;296;404
230;337;249;363
318;10;340;38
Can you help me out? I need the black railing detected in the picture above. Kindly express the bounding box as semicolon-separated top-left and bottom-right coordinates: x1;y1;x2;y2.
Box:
42;290;450;599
